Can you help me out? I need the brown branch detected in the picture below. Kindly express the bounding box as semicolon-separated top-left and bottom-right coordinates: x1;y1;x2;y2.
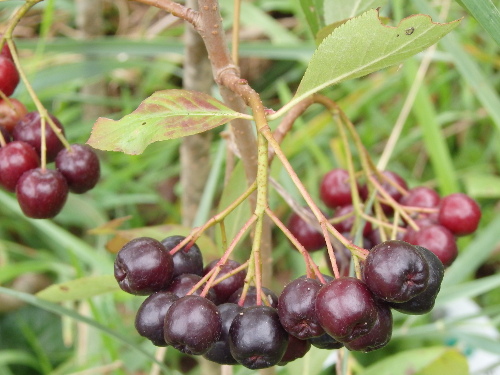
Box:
133;0;200;27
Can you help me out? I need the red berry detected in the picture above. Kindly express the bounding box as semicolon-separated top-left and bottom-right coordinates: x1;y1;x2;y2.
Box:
320;168;360;208
0;99;28;133
400;186;440;209
16;168;68;218
438;193;481;236
55;144;100;193
287;211;324;252
0;35;13;60
0;141;39;192
378;171;408;214
408;224;458;267
0;56;19;97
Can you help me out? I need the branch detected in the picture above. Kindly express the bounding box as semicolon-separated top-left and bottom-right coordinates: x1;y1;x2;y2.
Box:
132;0;200;27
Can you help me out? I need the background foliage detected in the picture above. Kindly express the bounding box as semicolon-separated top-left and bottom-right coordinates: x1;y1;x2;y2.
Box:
0;0;499;374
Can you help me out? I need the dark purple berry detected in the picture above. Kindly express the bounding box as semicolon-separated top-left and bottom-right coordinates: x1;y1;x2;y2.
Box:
332;204;372;236
287;211;325;252
345;302;392;352
114;237;174;295
135;291;179;346
408;224;457;267
308;333;344;349
203;303;244;364
438;193;481;236
204;259;246;304
229;305;288;369
166;273;217;303
278;335;311;365
16;168;68;218
55;144;100;193
277;277;324;340
0;141;39;191
164;295;222;355
362;240;429;303
389;246;444;314
161;235;203;277
13;112;65;162
315;277;378;342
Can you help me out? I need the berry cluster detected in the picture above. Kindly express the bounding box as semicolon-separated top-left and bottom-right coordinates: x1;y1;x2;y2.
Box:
0;39;100;219
288;168;481;268
114;234;447;368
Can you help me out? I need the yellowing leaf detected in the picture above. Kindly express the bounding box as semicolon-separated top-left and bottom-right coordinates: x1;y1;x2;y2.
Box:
87;90;251;155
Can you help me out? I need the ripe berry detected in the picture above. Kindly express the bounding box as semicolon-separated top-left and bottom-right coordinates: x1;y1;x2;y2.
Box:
389;246;444;314
135;291;179;346
228;286;278;308
55;144;100;194
344;302;392;352
204;259;246;304
308;333;344;349
278;335;311;365
166;273;218;303
378;170;408;214
203;303;244;365
362;240;429;303
0;56;19;97
13;112;65;162
114;237;174;295
0;141;39;192
332;204;372;236
320;168;359;208
400;186;440;209
161;235;203;277
277;277;324;340
229;305;288;369
0;98;28;133
16;168;68;218
438;193;481;236
402;217;438;244
315;277;378;343
407;224;457;267
0;35;14;60
164;295;222;355
287;211;324;252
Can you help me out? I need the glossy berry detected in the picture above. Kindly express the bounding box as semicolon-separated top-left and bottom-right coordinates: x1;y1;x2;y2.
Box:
0;98;28;133
0;141;39;192
438;193;481;236
0;56;19;97
332;204;372;236
203;303;244;365
407;224;457;267
0;37;13;60
277;277;324;340
315;277;378;343
308;333;344;349
114;237;174;295
320;168;359;208
166;273;218;303
55;144;100;193
345;302;392;352
287;211;325;252
161;235;203;277
402;217;438;244
228;286;278;308
229;305;288;369
278;335;311;365
400;186;440;209
204;259;246;304
16;168;68;218
389;246;444;314
13;112;65;162
164;295;222;355
378;171;408;214
135;291;179;346
363;240;429;303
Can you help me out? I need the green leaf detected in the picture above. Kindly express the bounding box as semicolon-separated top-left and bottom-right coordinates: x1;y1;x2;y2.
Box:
463;173;500;198
298;0;324;37
87;90;251;155
276;9;461;116
324;0;388;24
36;275;120;302
360;347;468;375
456;0;500;47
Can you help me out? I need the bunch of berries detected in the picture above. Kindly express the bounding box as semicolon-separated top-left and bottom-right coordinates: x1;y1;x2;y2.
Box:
0;38;100;219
